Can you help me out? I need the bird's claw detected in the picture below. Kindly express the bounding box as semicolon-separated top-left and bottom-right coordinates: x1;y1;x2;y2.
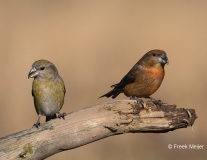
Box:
57;112;67;120
33;122;40;128
153;100;163;107
149;97;163;107
130;96;144;108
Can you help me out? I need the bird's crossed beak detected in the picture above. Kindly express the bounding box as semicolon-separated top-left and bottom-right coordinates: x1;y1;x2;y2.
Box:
161;54;169;65
28;67;38;79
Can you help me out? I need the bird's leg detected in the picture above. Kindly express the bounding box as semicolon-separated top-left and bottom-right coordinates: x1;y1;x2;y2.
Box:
130;96;144;108
148;97;163;107
57;112;67;120
33;115;41;128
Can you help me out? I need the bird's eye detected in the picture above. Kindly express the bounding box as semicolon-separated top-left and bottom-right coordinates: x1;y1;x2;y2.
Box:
152;53;156;57
40;67;45;70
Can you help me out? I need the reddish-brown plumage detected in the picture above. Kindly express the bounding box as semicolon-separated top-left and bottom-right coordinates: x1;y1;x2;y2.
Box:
99;50;168;100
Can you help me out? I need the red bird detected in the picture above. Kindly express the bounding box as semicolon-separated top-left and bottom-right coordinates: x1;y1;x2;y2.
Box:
99;49;169;104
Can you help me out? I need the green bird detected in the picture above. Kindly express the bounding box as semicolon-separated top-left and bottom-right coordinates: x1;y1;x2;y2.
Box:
28;60;66;128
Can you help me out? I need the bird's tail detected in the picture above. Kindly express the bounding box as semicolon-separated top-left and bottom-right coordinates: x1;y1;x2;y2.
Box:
99;88;122;99
46;114;57;122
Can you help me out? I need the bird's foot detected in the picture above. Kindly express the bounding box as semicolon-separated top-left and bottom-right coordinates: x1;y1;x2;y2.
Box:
130;96;144;108
149;97;163;107
57;112;67;120
33;122;40;128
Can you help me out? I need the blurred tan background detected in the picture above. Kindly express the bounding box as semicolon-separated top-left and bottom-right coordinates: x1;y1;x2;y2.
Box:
1;0;207;159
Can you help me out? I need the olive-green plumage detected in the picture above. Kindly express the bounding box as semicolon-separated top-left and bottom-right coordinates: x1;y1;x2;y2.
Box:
28;60;66;128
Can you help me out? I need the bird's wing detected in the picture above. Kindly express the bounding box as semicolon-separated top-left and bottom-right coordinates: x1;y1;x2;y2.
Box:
63;85;66;95
111;66;139;89
58;76;66;95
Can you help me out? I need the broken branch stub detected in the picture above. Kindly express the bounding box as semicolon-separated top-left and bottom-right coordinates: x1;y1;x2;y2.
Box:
0;100;197;159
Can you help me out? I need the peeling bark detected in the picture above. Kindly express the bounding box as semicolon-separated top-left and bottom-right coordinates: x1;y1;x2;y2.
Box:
0;100;197;159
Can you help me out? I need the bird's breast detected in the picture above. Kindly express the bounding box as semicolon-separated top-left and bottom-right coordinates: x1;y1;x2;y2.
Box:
32;80;65;116
124;66;165;97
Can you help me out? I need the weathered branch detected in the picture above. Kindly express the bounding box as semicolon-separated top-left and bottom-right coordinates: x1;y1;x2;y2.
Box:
0;100;197;159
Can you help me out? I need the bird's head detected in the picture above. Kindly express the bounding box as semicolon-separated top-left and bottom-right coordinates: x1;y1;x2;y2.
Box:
28;60;59;81
140;50;169;68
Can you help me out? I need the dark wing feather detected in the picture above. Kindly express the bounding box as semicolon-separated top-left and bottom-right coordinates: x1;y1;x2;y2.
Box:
99;63;140;99
112;66;139;89
63;86;66;95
